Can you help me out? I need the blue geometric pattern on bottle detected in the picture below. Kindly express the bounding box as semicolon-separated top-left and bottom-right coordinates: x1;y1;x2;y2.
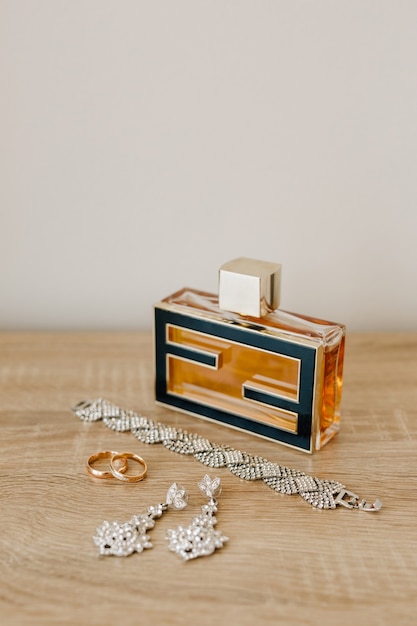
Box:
155;308;318;452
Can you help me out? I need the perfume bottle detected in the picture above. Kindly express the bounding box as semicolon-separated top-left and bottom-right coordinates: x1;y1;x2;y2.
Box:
154;258;345;453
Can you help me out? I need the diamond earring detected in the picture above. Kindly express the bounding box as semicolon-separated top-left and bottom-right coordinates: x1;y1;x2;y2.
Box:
166;474;228;561
93;482;188;557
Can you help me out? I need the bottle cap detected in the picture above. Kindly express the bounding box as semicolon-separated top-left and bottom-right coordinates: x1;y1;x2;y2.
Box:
218;257;281;317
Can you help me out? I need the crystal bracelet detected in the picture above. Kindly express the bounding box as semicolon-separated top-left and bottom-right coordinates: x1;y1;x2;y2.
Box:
72;398;381;512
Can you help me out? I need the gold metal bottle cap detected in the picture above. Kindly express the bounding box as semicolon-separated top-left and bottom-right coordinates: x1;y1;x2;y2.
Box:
218;257;281;317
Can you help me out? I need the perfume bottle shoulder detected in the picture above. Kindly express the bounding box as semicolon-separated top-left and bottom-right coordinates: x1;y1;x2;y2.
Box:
156;288;345;348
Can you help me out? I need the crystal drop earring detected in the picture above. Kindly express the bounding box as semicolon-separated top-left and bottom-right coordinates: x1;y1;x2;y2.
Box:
166;475;228;561
93;482;188;557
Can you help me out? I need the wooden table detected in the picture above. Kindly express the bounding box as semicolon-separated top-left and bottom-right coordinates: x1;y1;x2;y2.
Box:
1;332;416;625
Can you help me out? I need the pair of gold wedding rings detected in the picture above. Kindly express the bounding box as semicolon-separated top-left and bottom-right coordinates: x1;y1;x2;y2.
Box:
86;450;147;483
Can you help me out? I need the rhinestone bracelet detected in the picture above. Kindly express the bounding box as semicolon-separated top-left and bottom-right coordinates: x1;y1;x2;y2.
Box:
73;398;381;512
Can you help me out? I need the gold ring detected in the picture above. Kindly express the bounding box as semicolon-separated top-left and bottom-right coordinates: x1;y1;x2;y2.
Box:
86;451;128;479
110;452;147;483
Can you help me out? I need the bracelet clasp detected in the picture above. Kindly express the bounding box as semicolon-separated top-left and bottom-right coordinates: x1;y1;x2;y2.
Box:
335;488;382;512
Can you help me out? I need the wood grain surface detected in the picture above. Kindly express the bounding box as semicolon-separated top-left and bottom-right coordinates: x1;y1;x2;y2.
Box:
0;332;416;625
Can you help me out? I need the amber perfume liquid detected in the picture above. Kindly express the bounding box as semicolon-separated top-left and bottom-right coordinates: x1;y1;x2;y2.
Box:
155;288;345;453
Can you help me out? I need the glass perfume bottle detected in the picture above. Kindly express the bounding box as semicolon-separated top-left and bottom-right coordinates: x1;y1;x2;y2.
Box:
154;258;345;453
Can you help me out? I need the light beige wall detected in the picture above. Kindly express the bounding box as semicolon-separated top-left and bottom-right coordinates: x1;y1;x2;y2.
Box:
1;1;416;331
